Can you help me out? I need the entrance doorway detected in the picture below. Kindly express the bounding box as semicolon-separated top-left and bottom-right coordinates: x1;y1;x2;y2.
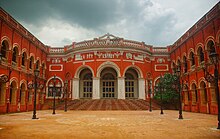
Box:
125;68;138;99
79;68;93;99
100;67;117;98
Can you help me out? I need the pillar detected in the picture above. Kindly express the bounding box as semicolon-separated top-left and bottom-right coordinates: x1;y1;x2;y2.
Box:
118;77;125;99
92;77;100;99
138;78;145;100
72;78;79;99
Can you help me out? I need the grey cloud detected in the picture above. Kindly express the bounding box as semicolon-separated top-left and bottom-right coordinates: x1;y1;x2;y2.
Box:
61;38;72;45
0;0;218;46
0;0;120;29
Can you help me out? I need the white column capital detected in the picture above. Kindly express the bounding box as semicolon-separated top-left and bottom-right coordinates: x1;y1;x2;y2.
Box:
92;77;100;80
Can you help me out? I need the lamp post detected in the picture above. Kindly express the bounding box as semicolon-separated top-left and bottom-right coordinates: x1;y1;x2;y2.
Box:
203;52;220;129
52;75;56;115
32;69;40;119
159;75;164;115
147;73;152;112
149;80;152;112
64;80;68;112
175;65;183;119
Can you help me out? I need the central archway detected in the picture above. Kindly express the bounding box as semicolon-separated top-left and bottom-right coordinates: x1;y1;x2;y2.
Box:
79;68;93;99
100;67;117;98
125;68;138;99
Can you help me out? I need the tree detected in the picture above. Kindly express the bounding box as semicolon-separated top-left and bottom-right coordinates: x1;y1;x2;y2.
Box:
154;73;179;107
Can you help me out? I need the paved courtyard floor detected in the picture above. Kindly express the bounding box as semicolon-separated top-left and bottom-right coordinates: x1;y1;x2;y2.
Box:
0;110;219;139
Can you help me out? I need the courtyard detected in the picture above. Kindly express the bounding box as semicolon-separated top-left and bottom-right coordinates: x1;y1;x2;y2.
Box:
0;110;219;139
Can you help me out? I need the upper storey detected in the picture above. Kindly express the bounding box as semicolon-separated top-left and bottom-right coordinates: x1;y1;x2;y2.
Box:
48;33;169;56
0;7;171;57
0;8;47;53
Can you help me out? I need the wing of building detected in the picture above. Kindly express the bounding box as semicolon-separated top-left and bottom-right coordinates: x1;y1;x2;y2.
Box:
0;2;220;114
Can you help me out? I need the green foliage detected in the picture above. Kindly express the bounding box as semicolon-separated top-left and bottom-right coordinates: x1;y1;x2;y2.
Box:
153;73;179;104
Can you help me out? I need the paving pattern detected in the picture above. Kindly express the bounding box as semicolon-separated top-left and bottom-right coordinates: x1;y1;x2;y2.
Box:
55;99;160;110
0;110;219;139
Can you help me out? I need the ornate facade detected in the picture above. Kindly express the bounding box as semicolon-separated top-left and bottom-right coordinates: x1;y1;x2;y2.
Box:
0;2;220;114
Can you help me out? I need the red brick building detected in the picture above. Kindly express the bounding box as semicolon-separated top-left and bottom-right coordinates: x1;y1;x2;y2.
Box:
0;2;220;114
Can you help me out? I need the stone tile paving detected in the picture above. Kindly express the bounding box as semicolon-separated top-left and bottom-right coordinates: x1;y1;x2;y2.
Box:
0;110;219;139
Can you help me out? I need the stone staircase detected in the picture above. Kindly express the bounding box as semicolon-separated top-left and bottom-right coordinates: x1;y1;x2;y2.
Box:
55;99;160;111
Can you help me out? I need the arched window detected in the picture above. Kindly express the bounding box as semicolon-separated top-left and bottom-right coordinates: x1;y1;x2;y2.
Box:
183;84;189;104
1;40;9;59
79;68;93;99
197;47;204;64
21;52;27;67
125;68;138;98
200;81;207;103
191;83;197;104
48;78;62;98
207;40;216;54
10;81;17;105
29;56;34;69
177;60;181;72
28;90;32;104
0;83;6;105
183;56;187;73
189;52;195;67
207;40;216;64
36;60;40;70
20;83;26;105
12;47;18;63
100;67;117;98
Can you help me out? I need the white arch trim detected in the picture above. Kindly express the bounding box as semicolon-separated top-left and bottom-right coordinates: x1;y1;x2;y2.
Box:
205;36;215;50
10;77;19;89
74;65;94;78
190;80;197;89
12;43;21;55
96;61;121;77
153;76;161;87
20;79;27;90
46;75;64;87
1;36;12;50
123;65;143;78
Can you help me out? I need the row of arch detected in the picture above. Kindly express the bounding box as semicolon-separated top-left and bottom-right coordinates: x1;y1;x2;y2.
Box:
76;67;139;99
0;80;45;111
172;38;220;72
74;62;144;99
74;62;143;78
0;38;46;77
46;63;143;99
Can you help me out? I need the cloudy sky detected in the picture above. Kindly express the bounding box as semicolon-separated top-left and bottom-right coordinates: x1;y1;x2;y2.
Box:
0;0;219;47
